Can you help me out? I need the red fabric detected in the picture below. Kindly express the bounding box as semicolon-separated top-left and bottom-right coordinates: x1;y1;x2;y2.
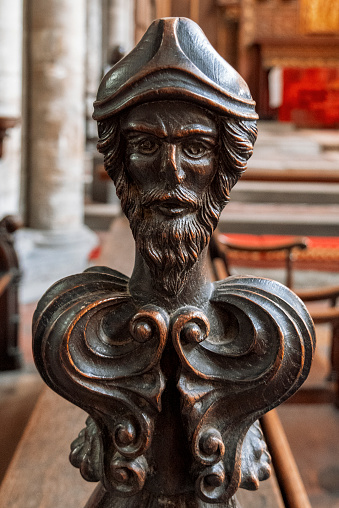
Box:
279;68;339;128
88;245;102;261
223;234;339;249
221;234;339;271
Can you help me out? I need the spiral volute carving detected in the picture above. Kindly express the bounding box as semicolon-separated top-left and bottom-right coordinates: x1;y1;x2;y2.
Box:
195;427;225;466
109;454;148;496
196;461;228;503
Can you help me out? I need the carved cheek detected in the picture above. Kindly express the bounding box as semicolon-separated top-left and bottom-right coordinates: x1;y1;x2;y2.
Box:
183;157;217;191
126;153;160;188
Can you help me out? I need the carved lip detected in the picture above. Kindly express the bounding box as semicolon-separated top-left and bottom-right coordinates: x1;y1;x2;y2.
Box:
152;199;194;217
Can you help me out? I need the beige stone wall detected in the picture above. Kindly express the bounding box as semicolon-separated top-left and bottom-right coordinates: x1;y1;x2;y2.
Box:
0;0;23;218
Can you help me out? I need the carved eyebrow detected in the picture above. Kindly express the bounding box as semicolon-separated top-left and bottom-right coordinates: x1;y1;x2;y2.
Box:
178;125;217;138
123;124;218;139
122;125;166;138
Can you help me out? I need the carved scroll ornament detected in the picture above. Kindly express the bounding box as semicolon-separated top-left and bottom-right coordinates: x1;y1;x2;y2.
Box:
33;17;315;508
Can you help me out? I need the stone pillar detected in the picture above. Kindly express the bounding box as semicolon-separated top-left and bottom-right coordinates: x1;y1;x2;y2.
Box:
0;0;22;217
238;0;256;83
26;0;86;231
19;0;97;303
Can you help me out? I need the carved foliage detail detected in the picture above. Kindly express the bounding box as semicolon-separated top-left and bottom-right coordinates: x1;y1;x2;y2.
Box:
70;416;103;482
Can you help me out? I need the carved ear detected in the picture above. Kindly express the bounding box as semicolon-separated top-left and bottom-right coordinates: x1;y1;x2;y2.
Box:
171;275;315;503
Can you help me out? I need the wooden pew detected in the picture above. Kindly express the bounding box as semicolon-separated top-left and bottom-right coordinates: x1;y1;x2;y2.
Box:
98;161;339;185
241;168;339;184
0;216;22;371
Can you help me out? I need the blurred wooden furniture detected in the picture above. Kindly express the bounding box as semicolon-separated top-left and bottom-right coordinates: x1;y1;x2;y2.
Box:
241;168;339;184
209;231;339;407
208;230;312;508
0;117;19;158
260;410;312;508
294;285;339;407
209;233;308;289
0;215;22;371
98;163;339;187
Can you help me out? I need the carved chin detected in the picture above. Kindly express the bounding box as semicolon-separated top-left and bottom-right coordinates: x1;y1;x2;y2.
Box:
132;213;211;295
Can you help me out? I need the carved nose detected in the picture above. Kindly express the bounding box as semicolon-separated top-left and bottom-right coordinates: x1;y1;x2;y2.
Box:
162;144;185;184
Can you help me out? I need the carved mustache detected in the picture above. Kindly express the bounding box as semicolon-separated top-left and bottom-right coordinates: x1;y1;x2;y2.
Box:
140;186;200;209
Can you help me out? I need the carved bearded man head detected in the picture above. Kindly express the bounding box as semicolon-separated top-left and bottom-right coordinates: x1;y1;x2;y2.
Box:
93;18;258;294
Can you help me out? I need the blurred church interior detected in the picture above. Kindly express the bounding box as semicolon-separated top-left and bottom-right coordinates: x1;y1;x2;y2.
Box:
0;1;339;507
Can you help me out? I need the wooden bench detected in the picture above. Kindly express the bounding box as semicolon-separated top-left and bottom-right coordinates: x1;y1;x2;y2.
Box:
0;216;22;371
241;167;339;184
97;162;339;185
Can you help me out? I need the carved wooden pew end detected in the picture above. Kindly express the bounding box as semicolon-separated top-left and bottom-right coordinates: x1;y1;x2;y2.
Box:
32;18;315;507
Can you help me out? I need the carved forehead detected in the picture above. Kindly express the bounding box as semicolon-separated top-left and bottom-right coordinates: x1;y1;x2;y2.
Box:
120;101;218;138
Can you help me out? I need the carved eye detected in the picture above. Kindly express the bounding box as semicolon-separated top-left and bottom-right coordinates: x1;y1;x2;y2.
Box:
182;140;214;159
136;138;159;155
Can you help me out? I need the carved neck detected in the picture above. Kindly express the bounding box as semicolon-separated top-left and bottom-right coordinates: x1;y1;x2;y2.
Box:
128;246;213;312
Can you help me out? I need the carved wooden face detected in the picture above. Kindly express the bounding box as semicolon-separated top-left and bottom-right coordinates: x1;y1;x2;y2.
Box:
120;101;219;220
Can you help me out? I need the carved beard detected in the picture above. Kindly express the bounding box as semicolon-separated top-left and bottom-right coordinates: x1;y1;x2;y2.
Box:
116;170;229;295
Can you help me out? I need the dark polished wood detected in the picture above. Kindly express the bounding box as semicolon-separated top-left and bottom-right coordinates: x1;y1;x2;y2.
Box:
0;218;291;508
0;117;19;158
241;168;339;184
0;215;22;371
210;233;308;289
32;17;314;507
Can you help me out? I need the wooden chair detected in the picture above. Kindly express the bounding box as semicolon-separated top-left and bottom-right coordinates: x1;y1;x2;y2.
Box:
209;233;309;289
209;231;339;407
293;284;339;406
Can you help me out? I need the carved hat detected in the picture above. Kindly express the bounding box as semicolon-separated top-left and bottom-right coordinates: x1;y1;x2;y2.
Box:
93;17;258;121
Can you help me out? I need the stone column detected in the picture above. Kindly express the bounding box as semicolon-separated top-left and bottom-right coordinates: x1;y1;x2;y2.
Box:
135;0;155;43
19;0;97;303
0;0;22;217
26;0;86;231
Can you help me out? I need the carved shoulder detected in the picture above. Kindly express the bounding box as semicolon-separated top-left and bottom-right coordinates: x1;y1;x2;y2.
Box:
171;275;315;502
